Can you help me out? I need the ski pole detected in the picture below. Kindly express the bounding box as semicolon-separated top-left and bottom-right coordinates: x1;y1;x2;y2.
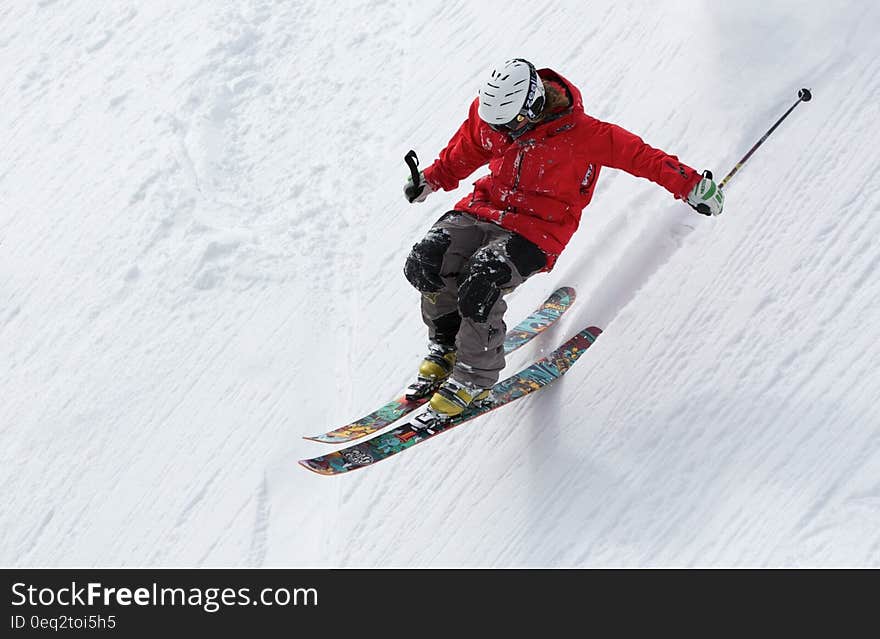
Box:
710;88;813;192
696;88;812;215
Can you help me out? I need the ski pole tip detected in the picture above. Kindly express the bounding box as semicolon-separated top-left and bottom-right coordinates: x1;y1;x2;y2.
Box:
799;88;812;102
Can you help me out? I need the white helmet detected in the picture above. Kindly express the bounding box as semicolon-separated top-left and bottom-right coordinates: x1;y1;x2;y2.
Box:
478;59;546;128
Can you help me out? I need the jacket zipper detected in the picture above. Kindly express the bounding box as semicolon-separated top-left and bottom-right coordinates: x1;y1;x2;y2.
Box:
512;146;526;191
511;139;537;193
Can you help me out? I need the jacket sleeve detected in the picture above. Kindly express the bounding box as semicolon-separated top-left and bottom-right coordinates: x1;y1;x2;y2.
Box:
585;116;701;199
422;98;495;192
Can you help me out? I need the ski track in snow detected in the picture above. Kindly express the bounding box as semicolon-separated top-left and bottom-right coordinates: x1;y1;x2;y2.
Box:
2;1;879;567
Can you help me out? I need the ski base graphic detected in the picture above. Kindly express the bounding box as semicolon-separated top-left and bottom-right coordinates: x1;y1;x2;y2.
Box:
299;326;601;475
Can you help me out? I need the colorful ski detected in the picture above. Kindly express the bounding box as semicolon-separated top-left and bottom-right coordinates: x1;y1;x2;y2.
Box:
299;326;602;475
303;287;576;444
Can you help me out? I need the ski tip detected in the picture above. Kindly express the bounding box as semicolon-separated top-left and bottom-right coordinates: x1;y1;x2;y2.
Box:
552;286;576;304
570;326;602;347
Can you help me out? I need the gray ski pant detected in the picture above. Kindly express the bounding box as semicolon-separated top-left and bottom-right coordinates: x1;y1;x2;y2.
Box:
404;211;547;388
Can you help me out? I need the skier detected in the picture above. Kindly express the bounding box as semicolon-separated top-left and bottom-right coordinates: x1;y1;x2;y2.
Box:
403;58;724;422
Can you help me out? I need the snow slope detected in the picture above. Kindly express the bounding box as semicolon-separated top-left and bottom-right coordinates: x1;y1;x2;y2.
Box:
2;1;879;567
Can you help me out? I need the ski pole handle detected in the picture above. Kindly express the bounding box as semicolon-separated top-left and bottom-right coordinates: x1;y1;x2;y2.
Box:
404;150;420;188
717;88;812;191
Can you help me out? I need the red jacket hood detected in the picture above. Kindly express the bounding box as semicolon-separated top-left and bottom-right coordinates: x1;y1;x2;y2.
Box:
538;68;584;116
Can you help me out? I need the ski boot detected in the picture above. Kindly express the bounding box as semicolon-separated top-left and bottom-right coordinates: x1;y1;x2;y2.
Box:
405;341;457;401
413;377;493;430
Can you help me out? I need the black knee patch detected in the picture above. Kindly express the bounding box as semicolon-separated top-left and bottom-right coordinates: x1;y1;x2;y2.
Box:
459;277;501;323
506;234;547;277
458;250;512;323
404;228;451;293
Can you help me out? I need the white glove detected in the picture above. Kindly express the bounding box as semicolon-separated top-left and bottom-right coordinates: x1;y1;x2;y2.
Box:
687;173;725;216
404;171;434;204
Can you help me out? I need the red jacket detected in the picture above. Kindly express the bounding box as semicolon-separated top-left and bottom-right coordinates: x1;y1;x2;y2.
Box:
422;69;702;269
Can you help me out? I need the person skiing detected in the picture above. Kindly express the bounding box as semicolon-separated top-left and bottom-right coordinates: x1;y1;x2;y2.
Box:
402;58;724;423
